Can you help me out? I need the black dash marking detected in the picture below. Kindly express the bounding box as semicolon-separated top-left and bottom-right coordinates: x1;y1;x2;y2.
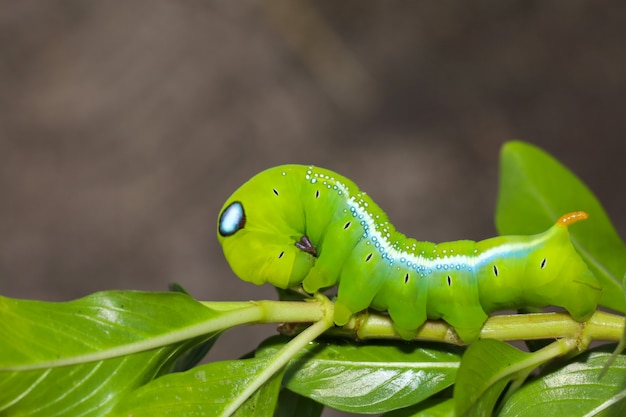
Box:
344;221;351;229
295;235;317;257
315;190;320;198
447;275;452;286
365;253;373;262
493;265;499;277
278;251;284;259
273;189;279;196
540;258;547;269
404;273;410;284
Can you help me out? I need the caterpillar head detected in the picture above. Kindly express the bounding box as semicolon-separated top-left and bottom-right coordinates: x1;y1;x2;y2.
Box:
217;167;317;289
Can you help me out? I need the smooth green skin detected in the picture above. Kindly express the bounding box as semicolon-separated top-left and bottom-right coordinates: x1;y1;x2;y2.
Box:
217;165;601;343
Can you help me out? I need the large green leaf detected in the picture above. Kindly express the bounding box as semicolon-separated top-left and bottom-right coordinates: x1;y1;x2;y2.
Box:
232;363;284;417
0;291;225;416
496;141;626;313
454;338;580;416
112;357;277;417
112;336;326;417
268;339;461;414
499;347;626;416
454;339;531;416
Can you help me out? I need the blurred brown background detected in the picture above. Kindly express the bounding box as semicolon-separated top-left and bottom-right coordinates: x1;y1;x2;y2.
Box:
1;2;625;416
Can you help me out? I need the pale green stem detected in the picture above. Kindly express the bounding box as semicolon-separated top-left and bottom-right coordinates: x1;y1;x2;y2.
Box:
201;300;325;323
584;310;626;341
323;310;625;345
200;301;625;345
504;338;578;377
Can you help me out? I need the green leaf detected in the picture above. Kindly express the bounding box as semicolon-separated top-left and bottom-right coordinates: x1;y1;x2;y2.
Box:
265;339;461;414
232;362;284;417
232;338;291;417
454;339;529;416
0;291;225;369
496;140;626;313
499;347;626;416
274;389;324;417
0;291;241;416
112;357;273;417
454;338;576;416
169;333;221;373
0;352;178;417
114;303;335;417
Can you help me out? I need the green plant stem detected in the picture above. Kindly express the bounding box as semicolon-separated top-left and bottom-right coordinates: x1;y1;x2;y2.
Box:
201;300;326;323
200;301;624;347
304;308;625;345
481;313;585;341
584;310;626;341
512;338;579;373
484;311;624;344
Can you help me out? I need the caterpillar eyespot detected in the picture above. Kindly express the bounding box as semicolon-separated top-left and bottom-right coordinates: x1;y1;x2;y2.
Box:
217;165;602;343
218;201;245;237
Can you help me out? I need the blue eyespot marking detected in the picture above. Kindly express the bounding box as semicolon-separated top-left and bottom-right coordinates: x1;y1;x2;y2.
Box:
219;201;245;237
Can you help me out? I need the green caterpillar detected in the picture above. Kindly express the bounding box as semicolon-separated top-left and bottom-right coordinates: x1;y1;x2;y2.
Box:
217;165;602;343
